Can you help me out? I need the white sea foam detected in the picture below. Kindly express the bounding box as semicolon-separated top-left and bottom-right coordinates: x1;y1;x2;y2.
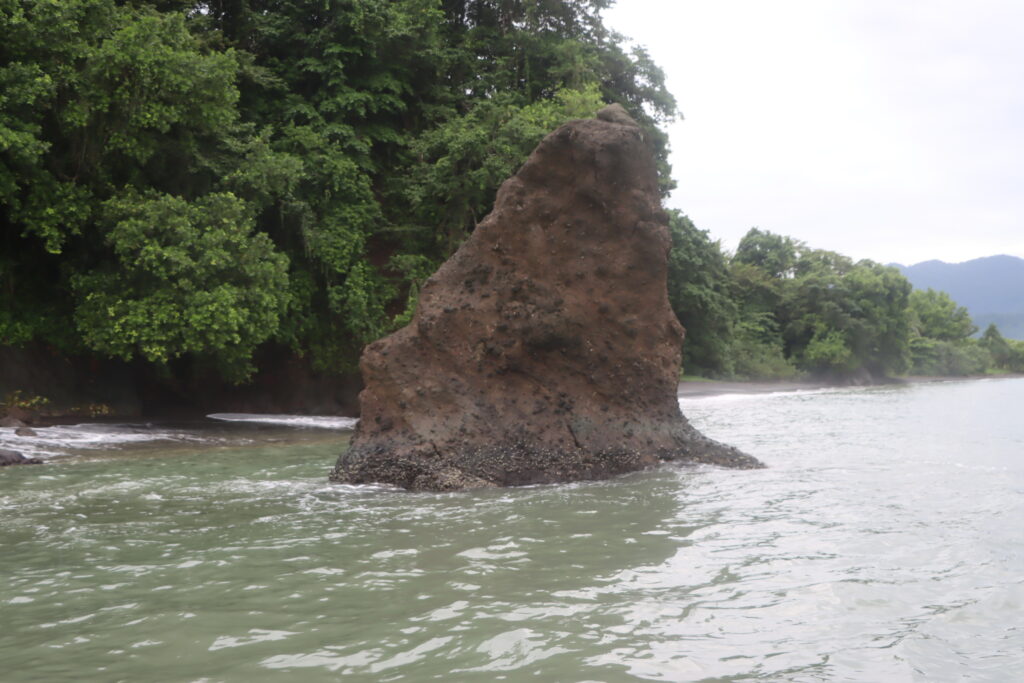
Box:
678;387;840;406
1;413;355;461
206;413;359;430
0;423;210;459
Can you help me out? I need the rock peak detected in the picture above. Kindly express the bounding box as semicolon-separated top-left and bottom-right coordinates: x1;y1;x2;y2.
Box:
596;103;639;127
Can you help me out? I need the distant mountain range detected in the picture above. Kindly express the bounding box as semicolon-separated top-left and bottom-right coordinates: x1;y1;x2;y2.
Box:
894;255;1024;339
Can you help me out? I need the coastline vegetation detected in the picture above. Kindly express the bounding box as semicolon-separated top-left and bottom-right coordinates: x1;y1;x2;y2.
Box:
667;221;1024;380
2;0;1019;406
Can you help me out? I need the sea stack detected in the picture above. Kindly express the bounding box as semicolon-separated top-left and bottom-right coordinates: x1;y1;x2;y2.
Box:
330;104;761;491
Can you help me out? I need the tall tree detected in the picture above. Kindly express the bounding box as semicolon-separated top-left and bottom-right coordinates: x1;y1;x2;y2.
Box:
665;211;736;376
734;227;800;279
907;288;977;342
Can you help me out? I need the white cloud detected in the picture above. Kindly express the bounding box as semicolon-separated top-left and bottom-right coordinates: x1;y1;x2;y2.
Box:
604;0;1024;264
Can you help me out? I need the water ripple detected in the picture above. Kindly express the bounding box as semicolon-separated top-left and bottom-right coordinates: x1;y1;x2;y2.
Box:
1;379;1023;680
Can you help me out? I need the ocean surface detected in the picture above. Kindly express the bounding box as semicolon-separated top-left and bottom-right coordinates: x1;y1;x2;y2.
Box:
1;378;1022;681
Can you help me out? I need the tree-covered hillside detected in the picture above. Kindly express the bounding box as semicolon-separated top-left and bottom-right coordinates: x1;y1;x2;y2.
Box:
2;0;674;384
668;223;1024;380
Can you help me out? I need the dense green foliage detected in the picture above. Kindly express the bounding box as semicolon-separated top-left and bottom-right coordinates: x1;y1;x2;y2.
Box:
2;0;1016;390
670;224;1024;380
1;0;674;380
665;211;736;375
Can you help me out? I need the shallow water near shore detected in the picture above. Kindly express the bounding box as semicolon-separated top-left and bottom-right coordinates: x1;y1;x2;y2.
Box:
2;378;1022;681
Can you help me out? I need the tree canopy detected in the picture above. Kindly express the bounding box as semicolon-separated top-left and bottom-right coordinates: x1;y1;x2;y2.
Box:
669;225;1021;381
1;0;676;380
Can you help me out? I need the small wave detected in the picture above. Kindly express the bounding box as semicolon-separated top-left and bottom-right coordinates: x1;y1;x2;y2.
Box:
206;413;359;430
0;423;211;459
679;387;841;405
2;414;356;461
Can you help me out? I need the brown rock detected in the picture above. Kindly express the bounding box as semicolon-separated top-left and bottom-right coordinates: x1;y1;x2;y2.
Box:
596;102;639;127
330;107;761;491
0;448;43;466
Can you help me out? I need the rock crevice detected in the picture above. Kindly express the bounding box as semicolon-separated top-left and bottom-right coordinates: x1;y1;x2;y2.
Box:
330;105;761;491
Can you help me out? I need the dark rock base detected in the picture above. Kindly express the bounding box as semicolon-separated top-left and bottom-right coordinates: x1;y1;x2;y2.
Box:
331;428;761;492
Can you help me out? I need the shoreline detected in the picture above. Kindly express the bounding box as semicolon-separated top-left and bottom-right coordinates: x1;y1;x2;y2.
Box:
676;373;1024;398
5;375;1022;426
677;379;832;398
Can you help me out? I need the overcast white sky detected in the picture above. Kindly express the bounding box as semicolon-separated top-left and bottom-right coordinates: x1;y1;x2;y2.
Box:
603;1;1024;266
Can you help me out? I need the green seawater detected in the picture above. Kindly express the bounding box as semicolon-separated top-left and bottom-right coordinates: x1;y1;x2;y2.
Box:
2;379;1023;681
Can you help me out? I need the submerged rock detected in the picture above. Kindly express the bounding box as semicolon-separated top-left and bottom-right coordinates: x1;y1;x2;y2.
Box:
331;105;761;491
0;448;43;466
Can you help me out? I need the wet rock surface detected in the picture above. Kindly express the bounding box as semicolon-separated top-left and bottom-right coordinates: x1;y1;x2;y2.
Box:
331;106;761;491
0;415;27;428
0;448;43;466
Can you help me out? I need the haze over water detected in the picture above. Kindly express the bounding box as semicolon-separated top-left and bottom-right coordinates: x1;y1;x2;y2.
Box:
2;378;1022;681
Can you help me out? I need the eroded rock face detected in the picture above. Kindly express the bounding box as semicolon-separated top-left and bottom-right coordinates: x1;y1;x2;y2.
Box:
330;106;761;491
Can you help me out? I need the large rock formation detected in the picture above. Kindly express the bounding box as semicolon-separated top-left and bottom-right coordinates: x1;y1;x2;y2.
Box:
330;105;761;491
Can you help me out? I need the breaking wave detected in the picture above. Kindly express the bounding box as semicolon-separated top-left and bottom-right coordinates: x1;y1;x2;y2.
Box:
1;413;356;460
206;413;359;430
0;423;213;460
